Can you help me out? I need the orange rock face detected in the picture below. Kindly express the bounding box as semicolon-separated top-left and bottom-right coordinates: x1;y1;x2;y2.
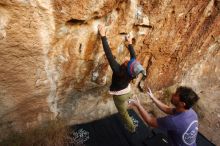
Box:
0;0;219;144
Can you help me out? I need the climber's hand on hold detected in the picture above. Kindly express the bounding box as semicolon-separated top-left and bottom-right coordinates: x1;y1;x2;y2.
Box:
125;33;132;44
98;24;106;37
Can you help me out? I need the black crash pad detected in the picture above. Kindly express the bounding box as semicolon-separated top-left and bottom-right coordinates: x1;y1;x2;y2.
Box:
69;110;215;146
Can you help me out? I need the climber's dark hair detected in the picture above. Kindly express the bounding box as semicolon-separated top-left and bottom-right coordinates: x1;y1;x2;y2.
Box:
176;86;200;109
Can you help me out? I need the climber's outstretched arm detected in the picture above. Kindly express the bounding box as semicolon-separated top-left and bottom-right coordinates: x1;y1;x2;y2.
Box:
125;35;136;59
98;25;120;73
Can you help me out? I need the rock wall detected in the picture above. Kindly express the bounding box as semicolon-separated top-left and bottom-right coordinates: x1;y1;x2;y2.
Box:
0;0;55;133
0;0;219;144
